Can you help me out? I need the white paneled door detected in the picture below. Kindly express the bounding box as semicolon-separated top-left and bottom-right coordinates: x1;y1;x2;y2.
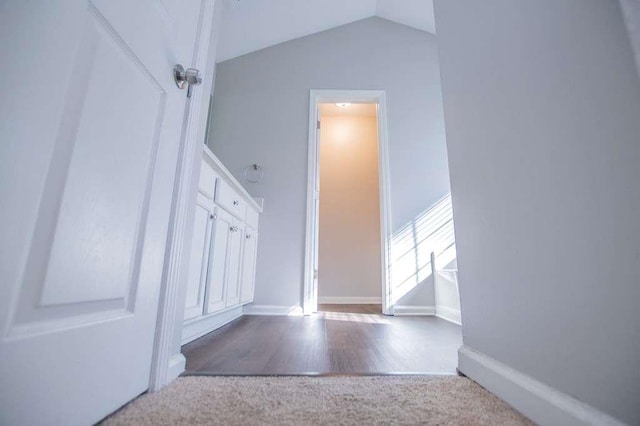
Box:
0;1;209;424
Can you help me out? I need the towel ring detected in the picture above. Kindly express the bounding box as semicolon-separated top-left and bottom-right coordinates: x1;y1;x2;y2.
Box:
244;163;264;183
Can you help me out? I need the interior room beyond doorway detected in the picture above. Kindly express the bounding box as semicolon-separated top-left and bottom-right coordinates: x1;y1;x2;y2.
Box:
317;102;382;313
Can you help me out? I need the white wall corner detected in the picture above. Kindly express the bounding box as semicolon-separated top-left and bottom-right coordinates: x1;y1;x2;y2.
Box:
458;346;626;426
392;305;436;316
435;305;461;325
242;304;304;316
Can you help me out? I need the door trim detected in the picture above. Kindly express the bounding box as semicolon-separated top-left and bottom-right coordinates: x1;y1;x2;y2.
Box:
303;90;393;316
148;0;220;392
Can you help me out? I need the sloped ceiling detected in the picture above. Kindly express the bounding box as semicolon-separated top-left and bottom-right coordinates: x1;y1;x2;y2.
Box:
217;0;435;62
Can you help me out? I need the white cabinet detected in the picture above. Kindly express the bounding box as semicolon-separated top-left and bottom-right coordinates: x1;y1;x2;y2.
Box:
216;178;247;220
224;220;243;306
182;148;262;344
183;192;215;320
204;207;231;314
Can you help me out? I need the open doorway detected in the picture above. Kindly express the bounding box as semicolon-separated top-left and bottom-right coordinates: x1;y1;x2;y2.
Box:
317;102;382;314
303;90;392;315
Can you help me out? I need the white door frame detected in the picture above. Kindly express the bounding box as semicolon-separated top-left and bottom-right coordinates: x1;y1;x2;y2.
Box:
148;0;221;391
303;90;393;316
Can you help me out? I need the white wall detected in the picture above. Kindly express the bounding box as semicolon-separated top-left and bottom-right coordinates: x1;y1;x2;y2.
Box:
435;0;640;424
620;0;640;75
318;114;381;301
208;17;450;309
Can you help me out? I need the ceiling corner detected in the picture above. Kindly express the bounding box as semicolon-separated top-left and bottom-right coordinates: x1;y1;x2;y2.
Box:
374;0;436;34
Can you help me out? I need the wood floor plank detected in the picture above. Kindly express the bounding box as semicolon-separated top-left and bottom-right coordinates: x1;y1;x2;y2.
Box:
182;305;462;375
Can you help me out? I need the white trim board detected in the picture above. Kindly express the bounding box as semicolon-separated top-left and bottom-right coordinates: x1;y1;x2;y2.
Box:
181;306;243;345
243;304;304;316
303;90;393;316
458;346;626;426
435;305;462;325
166;353;186;384
148;0;218;392
393;305;436;316
318;297;382;304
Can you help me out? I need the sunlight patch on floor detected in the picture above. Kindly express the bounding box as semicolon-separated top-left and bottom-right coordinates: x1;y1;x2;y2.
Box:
314;311;392;324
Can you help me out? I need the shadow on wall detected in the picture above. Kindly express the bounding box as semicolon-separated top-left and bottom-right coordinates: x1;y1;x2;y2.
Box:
389;193;456;305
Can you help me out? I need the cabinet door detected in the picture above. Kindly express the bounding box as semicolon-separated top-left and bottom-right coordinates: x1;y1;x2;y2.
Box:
183;193;214;320
240;227;259;304
225;221;243;307
204;209;232;314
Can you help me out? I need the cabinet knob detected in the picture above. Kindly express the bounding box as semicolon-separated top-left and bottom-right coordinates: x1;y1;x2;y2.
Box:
233;200;239;206
210;214;216;220
246;234;251;239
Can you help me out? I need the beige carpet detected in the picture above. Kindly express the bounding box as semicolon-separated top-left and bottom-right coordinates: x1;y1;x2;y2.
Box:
102;375;533;425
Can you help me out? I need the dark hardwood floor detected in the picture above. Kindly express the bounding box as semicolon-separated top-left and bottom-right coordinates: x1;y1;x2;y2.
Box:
182;304;462;375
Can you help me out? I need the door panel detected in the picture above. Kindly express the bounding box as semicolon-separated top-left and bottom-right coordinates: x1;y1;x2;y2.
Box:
40;19;162;307
240;227;258;303
0;1;208;424
205;209;231;314
184;193;214;320
225;221;243;307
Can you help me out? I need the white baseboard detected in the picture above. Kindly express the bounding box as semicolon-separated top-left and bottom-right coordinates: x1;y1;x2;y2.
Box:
167;353;186;383
435;305;462;325
318;297;382;304
392;305;436;316
181;305;243;345
458;345;625;426
243;304;304;316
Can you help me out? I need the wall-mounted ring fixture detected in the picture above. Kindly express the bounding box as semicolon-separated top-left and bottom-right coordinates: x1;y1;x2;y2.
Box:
244;164;264;183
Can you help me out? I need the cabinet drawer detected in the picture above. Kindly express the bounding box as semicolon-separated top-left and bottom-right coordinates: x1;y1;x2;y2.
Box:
199;159;218;199
215;179;246;220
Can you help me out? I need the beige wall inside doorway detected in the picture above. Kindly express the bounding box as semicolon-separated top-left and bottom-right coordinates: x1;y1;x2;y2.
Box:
318;104;381;302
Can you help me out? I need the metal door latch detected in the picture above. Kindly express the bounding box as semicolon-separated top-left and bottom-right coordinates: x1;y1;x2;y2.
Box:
173;64;202;98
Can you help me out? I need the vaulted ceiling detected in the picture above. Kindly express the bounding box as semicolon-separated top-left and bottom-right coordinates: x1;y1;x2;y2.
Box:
217;0;436;62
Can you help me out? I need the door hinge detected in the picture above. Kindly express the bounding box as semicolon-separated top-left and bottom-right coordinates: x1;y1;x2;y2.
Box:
316;120;321;130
